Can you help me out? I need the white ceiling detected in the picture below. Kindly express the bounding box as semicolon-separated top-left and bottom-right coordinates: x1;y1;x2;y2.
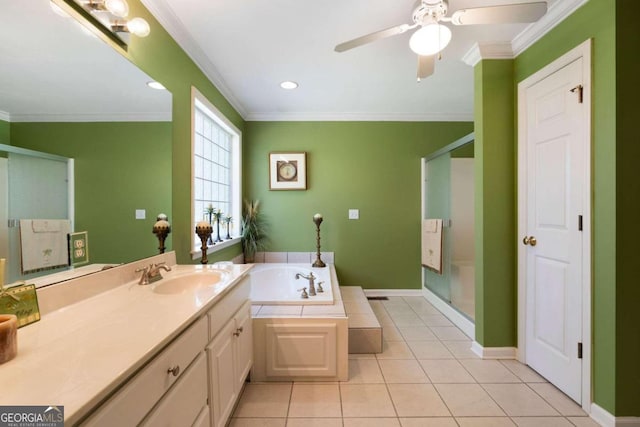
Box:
141;0;582;122
0;0;171;122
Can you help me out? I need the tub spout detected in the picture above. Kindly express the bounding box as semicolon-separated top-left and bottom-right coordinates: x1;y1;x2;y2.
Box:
295;272;316;296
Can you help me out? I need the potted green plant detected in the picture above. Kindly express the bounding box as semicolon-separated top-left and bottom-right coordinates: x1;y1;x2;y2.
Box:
241;200;266;263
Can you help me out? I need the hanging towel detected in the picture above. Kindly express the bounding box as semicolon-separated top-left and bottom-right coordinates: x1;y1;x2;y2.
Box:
422;219;443;274
19;219;71;274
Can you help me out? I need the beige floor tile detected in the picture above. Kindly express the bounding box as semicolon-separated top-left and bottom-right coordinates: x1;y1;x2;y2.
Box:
460;360;521;383
343;418;401;427
383;325;405;342
387;384;450;417
482;384;560;416
229;419;287;427
567;416;602;426
528;383;587;416
288;383;341;418
349;353;377;360
407;341;455;359
376;341;416;360
512;417;574;426
378;359;430;383
419;359;476;383
233;383;292;418
286;419;343;427
419;314;454;327
380;316;398;327
389;313;425;327
435;384;505;417
500;360;548;383
442;341;479;359
430;326;470;341
399;417;458;427
340;384;396;417
455;417;516;426
345;358;385;383
398;326;438;341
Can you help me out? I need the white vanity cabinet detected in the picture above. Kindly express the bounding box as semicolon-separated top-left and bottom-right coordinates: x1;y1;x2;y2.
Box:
81;316;208;427
206;277;252;427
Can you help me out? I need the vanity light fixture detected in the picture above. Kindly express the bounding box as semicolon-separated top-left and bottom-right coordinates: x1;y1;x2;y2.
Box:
280;81;299;90
147;81;166;90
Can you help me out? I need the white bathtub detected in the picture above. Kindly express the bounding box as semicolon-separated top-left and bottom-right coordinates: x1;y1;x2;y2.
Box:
249;263;334;305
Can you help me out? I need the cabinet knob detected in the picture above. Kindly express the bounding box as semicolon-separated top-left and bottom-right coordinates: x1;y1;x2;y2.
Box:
167;365;180;377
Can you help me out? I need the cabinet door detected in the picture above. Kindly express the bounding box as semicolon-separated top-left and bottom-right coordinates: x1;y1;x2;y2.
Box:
207;320;238;427
235;301;253;390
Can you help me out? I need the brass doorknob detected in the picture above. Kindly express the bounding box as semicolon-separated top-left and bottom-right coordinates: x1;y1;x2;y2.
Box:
522;236;537;246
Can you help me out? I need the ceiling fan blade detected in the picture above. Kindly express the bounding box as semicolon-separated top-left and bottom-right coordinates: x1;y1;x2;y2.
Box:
417;55;435;81
450;2;547;26
335;23;416;52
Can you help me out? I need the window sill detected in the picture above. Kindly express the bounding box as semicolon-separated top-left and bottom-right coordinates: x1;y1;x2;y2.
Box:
190;236;241;261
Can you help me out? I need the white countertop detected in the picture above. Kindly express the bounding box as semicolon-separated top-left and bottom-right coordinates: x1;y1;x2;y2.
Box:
0;261;252;425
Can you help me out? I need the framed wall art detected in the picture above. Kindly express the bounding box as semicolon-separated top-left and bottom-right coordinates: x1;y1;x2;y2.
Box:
269;152;307;190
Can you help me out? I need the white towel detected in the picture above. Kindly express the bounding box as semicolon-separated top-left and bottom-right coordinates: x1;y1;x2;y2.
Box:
19;219;71;274
422;219;443;274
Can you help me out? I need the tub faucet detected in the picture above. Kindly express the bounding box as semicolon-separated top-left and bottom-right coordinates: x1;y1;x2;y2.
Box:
295;272;316;296
136;262;172;285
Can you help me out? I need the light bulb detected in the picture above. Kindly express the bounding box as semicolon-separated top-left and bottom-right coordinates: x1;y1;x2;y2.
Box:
105;0;129;18
280;81;299;90
127;17;150;37
409;23;452;56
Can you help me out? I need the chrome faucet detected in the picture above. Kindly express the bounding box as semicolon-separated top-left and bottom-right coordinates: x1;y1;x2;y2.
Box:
135;262;172;285
295;272;316;296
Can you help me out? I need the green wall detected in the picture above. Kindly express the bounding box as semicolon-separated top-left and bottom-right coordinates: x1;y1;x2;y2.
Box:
244;121;473;288
0;119;9;144
614;0;640;416
10;122;172;264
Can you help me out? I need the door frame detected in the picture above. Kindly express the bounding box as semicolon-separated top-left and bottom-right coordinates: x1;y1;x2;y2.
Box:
516;39;592;412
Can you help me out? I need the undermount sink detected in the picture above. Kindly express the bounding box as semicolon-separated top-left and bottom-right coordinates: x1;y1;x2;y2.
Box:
152;270;227;295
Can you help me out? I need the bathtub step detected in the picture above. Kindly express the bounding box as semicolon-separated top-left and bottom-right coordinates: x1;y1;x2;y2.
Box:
341;286;383;354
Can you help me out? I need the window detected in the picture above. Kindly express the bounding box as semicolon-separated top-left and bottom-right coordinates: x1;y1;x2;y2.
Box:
192;88;241;253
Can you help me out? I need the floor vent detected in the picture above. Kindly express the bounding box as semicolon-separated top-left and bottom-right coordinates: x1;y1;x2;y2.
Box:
366;296;389;301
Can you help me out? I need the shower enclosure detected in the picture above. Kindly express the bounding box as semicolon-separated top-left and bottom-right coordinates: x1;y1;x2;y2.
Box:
421;133;475;322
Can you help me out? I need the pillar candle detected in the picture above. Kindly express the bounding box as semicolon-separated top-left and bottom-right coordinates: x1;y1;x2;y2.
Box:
0;314;18;364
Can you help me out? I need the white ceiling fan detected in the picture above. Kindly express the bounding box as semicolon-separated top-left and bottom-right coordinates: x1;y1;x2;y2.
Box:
335;0;548;81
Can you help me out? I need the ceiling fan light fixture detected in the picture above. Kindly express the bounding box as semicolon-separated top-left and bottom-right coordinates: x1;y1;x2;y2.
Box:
280;81;299;90
409;23;451;56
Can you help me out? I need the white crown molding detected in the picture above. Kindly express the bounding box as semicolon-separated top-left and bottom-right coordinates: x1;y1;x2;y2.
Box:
246;111;474;122
462;42;514;67
139;0;248;119
9;112;172;123
512;0;590;56
0;111;10;122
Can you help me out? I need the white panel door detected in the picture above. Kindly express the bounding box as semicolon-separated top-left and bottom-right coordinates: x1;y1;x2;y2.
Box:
523;58;585;403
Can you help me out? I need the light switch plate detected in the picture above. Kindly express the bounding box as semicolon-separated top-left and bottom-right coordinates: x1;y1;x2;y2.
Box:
348;209;359;220
135;209;146;220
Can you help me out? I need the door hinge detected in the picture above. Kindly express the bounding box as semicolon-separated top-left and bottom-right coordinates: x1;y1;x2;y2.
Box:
578;342;583;359
578;215;583;231
570;84;584;103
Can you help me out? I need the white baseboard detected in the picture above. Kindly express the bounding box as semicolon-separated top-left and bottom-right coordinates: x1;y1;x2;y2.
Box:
421;287;475;339
471;341;517;359
591;403;640;427
363;289;423;297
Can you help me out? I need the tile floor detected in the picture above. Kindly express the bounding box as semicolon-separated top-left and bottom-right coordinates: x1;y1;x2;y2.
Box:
230;296;601;427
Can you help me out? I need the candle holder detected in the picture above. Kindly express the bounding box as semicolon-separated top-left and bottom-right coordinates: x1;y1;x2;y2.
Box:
224;216;233;240
213;209;223;243
195;221;213;264
152;213;171;254
312;213;326;268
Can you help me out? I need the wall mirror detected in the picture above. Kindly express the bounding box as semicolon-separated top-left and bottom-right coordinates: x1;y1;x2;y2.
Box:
422;134;475;321
0;0;172;285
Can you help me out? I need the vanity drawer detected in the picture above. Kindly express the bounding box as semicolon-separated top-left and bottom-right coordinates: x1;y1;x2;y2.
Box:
139;352;208;427
208;276;250;339
82;316;208;427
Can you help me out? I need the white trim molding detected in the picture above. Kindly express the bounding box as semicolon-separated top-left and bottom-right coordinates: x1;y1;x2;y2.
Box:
0;111;10;122
591;403;640;427
7;112;172;123
462;42;514;67
470;342;516;359
421;286;475;340
517;38;592;413
246;111;474;122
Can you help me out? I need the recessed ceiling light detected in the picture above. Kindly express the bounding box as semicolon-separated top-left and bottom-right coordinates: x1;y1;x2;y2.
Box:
280;81;299;90
147;81;166;90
